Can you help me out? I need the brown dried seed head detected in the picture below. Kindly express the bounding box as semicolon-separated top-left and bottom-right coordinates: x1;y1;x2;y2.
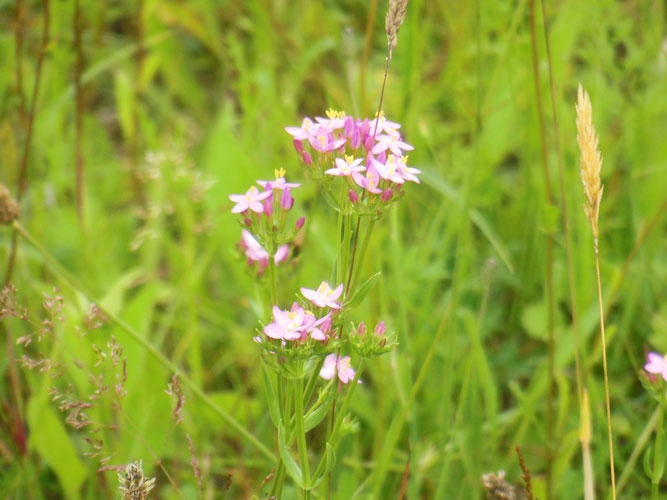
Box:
0;184;19;225
481;470;516;500
386;0;408;57
118;460;156;499
576;84;604;241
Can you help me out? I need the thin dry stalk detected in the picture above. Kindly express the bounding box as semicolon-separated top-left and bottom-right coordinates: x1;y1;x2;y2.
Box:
6;0;50;286
576;84;616;500
14;0;27;123
580;389;595;500
74;0;85;228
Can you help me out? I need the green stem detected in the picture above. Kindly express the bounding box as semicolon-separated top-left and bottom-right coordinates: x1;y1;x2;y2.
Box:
349;219;375;295
313;361;365;481
294;377;310;493
12;220;276;462
268;254;278;305
617;405;661;493
652;404;665;500
304;358;326;407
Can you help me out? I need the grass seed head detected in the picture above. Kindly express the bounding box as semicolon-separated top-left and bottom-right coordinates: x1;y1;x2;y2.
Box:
118;460;156;499
576;84;604;241
386;0;408;57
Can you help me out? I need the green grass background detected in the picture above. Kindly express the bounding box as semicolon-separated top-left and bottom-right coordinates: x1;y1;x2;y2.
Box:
1;0;666;498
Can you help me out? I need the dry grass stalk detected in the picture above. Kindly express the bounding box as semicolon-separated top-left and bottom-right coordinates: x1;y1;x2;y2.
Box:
576;84;604;244
385;0;408;59
580;389;595;500
576;84;616;500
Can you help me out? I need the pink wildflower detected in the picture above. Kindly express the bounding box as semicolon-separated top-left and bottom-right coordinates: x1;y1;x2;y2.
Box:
264;304;306;341
645;352;667;381
368;113;401;136
373;154;406;184
229;186;272;214
308;127;347;153
353;164;382;194
325;156;366;177
371;131;414;156
256;168;300;190
319;354;359;384
301;281;344;309
375;321;386;336
348;189;359;205
285;117;316;141
396;155;421;184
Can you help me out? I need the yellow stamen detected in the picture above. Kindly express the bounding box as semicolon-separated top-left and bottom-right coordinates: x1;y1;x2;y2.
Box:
275;168;286;179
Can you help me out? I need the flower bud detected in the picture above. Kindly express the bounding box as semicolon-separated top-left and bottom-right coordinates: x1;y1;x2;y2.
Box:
381;188;393;203
293;138;304;153
360;118;370;138
263;197;273;217
281;187;294;211
358;322;366;336
321;315;332;334
295;216;305;231
363;134;374;151
302;151;313;166
374;320;386;337
350;128;361;149
343;116;355;138
348;189;359;205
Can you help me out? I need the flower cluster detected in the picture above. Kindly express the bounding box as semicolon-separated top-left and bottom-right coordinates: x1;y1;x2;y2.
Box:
260;281;342;344
286;109;420;215
349;320;395;358
229;168;305;271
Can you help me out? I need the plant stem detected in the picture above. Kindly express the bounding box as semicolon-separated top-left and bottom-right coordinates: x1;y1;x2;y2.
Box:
12;221;276;462
594;243;616;499
294;378;310;493
268;255;278;305
651;404;664;500
313;361;365;481
617;405;660;493
74;0;85;229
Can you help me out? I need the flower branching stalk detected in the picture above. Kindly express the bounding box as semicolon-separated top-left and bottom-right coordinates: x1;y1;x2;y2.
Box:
576;84;616;500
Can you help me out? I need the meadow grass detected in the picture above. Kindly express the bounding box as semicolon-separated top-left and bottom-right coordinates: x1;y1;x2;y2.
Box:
1;0;666;498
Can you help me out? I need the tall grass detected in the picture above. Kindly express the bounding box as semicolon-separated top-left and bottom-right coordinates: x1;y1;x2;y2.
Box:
0;0;666;498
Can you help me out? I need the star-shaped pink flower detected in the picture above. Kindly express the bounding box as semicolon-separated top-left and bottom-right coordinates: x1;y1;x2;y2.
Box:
301;281;344;309
229;186;272;214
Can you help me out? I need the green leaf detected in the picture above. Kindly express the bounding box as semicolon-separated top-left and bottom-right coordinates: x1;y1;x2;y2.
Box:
278;420;303;487
261;362;281;427
28;396;87;500
345;272;381;309
324;443;336;474
644;444;654;480
420;168;515;273
304;386;335;432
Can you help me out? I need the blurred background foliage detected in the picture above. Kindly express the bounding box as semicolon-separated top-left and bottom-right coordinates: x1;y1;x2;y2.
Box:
0;0;666;498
